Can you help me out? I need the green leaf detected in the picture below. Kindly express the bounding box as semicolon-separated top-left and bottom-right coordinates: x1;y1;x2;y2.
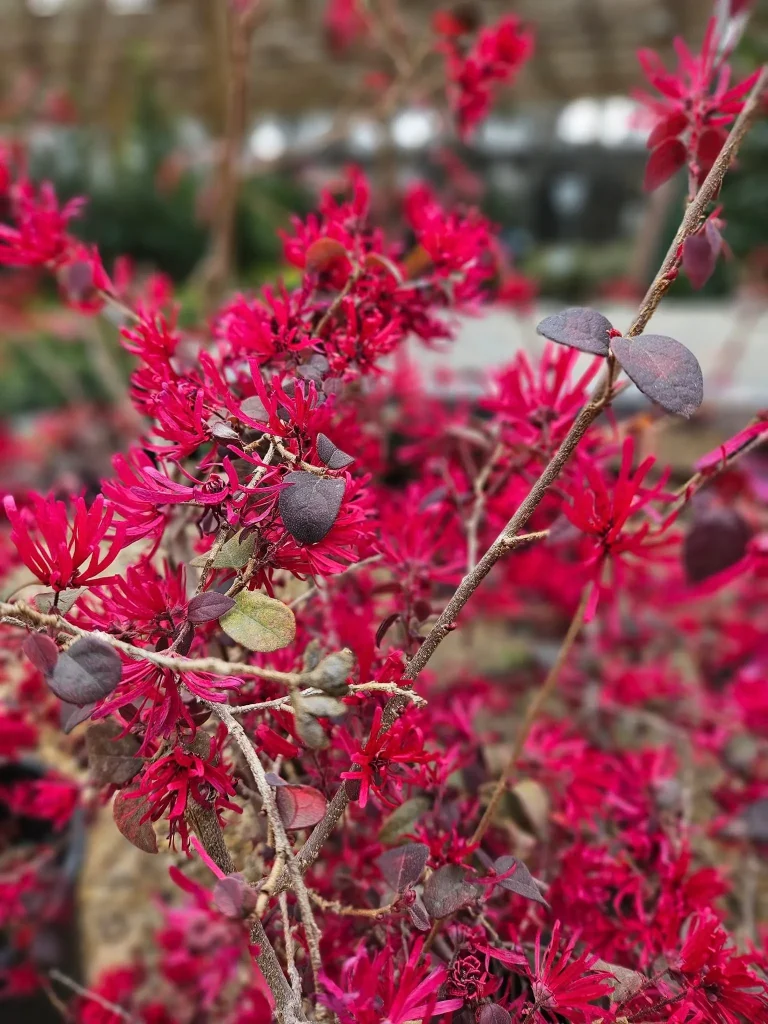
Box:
220;590;296;652
190;531;255;570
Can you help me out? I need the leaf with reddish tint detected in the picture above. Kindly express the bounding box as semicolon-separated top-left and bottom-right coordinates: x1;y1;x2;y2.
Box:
187;592;236;624
478;1007;512;1024
697;127;727;178
48;636;123;704
696;421;768;471
610;334;703;418
644;138;686;191
22;633;59;676
85;720;143;786
60;701;96;734
491;855;549;907
305;237;348;272
316;432;355;470
683;231;718;291
535;307;612;356
113;789;157;854
239;396;268;423
684;506;752;584
376;842;429;891
363;251;403;282
275;784;327;829
646;112;688;149
407;893;431;931
422;864;478;919
213;873;258;919
279;471;345;545
376;612;401;648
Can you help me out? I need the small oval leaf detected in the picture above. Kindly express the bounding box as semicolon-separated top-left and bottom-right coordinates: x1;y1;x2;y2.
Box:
492;855;549;907
378;796;430;845
376;842;429;892
422;864;478;919
316;433;355;470
306;237;348;272
610;334;703;418
683;506;752;584
113;789;158;854
220;590;296;653
60;700;96;734
22;633;59;676
213;873;258;918
275;784;327;830
192;530;256;570
306;648;355;695
535;307;612;356
187;592;236;624
279;471;345;545
683;232;718;291
478;1007;512;1024
86;720;143;786
407;893;431;931
48;637;123;705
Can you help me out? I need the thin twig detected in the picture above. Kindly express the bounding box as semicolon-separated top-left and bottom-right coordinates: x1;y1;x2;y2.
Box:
48;969;137;1023
265;66;768;896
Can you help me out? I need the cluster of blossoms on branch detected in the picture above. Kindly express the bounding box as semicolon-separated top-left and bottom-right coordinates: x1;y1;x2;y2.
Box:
0;3;768;1024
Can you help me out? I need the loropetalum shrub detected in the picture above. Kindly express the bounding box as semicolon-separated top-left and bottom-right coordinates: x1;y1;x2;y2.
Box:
1;6;768;1024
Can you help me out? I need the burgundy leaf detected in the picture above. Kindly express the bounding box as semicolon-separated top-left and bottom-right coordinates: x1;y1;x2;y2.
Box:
644;138;686;191
279;471;345;545
376;843;429;892
684;506;752;584
376;612;401;648
305;237;348;272
610;334;703;418
213;873;258;919
60;700;96;734
316;432;355;470
422;864;478;919
478;1007;512;1024
113;789;158;854
491;855;549;907
48;636;123;704
85;720;143;786
535;307;612;356
239;396;268;423
407;893;431;931
275;784;327;830
22;633;59;676
646;112;688;149
187;592;236;624
683;231;718;291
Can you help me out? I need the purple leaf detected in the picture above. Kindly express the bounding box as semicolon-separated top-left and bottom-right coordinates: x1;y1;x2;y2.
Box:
683;232;718;290
422;864;479;919
113;789;157;854
684;506;752;584
491;855;549;907
48;636;123;704
187;592;236;624
22;633;59;676
407;892;431;931
535;307;612;356
376;612;401;648
316;432;355;470
644;137;686;191
60;701;96;734
275;784;327;829
85;720;143;786
239;395;268;423
610;334;703;418
478;1007;512;1024
279;471;345;545
213;873;258;919
376;843;429;892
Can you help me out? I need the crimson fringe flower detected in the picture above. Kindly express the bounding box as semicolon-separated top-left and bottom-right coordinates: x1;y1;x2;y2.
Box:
4;493;126;591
